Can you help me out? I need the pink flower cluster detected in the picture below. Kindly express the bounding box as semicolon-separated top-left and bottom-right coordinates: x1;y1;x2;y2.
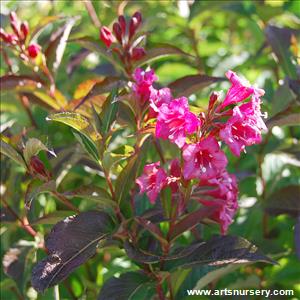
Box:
135;68;267;234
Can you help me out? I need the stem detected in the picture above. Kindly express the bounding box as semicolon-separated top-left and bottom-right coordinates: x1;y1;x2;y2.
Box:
84;0;101;28
156;281;165;300
54;285;60;300
19;94;38;128
167;275;174;300
154;139;165;164
1;198;37;237
52;191;80;213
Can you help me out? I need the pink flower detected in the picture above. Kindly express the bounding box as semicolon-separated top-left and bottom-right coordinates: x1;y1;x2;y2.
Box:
100;26;115;48
148;87;172;118
132;68;158;103
136;162;167;203
156;97;200;148
220;70;255;109
183;137;227;180
219;92;267;156
196;171;238;234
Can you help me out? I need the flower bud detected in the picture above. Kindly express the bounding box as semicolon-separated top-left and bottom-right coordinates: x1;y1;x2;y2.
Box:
20;21;29;40
118;15;126;35
9;11;18;23
112;22;122;44
27;43;41;58
129;12;142;40
131;47;146;61
0;28;7;41
208;91;220;111
30;156;50;179
99;26;115;48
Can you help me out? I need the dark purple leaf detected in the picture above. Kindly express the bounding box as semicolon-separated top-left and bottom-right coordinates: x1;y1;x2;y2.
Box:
97;271;155;300
45;17;78;72
135;43;194;67
165;235;275;271
31;211;115;292
67;48;91;75
168;74;225;97
264;185;300;217
170;206;217;241
265;25;299;79
266;105;300;128
3;242;34;288
295;216;300;260
0;75;44;90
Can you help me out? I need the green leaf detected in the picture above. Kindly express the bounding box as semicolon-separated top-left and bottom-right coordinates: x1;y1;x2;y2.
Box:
31;211;74;225
25;180;56;209
99;88;119;136
135;43;193;67
97;271;155;300
0;139;26;168
32;211;115;292
264;185;300;217
168;74;225;97
72;130;99;161
23;138;53;165
64;185;116;208
47;112;100;142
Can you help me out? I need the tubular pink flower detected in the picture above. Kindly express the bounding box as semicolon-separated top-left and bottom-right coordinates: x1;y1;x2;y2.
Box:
196;171;238;234
220;70;255;109
219;91;267;156
156;97;200;148
167;158;181;193
136;162;167;203
183;137;227;180
148;87;172;118
132;68;158;104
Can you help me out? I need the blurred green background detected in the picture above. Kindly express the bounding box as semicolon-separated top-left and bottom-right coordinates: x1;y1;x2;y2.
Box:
1;0;299;299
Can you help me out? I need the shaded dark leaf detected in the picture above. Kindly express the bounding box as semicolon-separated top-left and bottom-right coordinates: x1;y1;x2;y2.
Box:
31;211;115;292
168;74;225;97
265;25;299;79
3;242;35;289
264;185;300;217
295;216;300;260
67;48;91;75
0;74;44;90
0;207;17;223
267;105;300;128
97;271;155;300
135;43;194;67
45;17;78;72
165;235;275;271
170;206;217;241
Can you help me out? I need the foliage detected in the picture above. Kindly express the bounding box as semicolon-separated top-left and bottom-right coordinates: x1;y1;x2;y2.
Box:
1;1;299;300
